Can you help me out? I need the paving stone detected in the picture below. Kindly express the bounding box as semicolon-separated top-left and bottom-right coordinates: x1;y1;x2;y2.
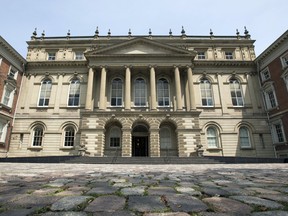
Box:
198;213;232;216
148;186;177;195
259;194;288;203
47;178;73;187
110;178;127;183
50;195;92;211
202;187;230;196
0;208;37;216
247;187;282;195
230;195;283;209
32;188;59;195
93;210;136;216
113;182;133;187
85;195;126;212
128;195;167;212
144;213;191;216
121;186;146;195
86;186;117;195
175;186;201;196
221;186;253;196
203;197;253;215
251;211;288;216
165;194;208;212
42;212;88;216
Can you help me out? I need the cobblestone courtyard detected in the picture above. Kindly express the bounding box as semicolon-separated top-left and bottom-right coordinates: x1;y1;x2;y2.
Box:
0;163;288;216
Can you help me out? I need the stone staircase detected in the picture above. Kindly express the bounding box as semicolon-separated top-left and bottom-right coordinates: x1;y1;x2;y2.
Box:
64;156;223;164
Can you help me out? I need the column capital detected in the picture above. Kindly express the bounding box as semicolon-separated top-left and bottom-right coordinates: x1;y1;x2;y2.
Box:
186;64;195;69
149;65;157;69
124;65;133;69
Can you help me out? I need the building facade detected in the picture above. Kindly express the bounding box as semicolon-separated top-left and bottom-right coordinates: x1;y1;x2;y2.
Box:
255;30;288;158
0;36;26;157
8;28;275;158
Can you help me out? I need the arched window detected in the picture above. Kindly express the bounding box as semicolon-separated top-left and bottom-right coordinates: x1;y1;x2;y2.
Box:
38;79;52;106
111;78;123;106
207;127;219;148
32;126;43;146
160;127;171;149
239;126;251;148
134;78;147;106
229;78;244;106
68;79;80;106
64;126;75;147
157;78;170;106
109;126;121;147
200;78;213;106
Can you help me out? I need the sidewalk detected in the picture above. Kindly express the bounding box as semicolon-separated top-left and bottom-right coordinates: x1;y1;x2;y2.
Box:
0;163;287;215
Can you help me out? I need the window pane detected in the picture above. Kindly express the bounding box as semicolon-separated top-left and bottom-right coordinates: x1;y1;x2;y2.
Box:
64;127;75;146
239;127;251;148
200;79;213;106
157;78;169;106
38;80;52;106
68;79;80;106
111;78;123;106
33;127;43;146
207;127;218;148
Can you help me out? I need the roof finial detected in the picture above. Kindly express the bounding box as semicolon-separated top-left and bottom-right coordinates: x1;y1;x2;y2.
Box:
169;29;172;36
31;28;37;40
181;26;186;36
128;28;131;36
244;26;250;39
149;28;152;36
66;30;70;39
236;29;240;39
108;29;111;37
210;28;213;36
94;26;99;36
41;30;45;38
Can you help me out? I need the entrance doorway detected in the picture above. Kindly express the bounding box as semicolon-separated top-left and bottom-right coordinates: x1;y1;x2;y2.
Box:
132;124;149;157
132;136;148;157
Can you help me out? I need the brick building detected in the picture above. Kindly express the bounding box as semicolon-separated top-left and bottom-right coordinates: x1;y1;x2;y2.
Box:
0;36;26;157
255;30;288;158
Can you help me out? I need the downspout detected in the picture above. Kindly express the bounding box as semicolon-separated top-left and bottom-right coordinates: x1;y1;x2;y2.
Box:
256;61;277;158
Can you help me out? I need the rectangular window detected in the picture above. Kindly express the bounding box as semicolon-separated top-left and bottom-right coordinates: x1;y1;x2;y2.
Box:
48;52;56;61
8;67;17;79
0;121;6;143
225;51;234;60
2;85;14;107
110;137;120;147
273;123;285;143
197;51;206;60
264;87;277;109
281;53;288;68
0;57;2;66
75;52;84;60
261;69;270;82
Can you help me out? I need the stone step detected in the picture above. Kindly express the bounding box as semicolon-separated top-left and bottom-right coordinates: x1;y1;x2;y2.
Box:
65;156;222;164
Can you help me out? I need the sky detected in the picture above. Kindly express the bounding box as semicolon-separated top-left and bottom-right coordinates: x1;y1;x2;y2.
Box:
1;0;287;57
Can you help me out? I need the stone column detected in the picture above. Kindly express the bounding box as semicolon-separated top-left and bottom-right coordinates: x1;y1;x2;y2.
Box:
150;66;157;110
247;73;260;113
99;67;107;110
125;66;131;110
174;66;182;110
122;128;132;157
85;67;94;110
24;74;35;112
150;128;160;157
54;73;64;113
187;67;196;110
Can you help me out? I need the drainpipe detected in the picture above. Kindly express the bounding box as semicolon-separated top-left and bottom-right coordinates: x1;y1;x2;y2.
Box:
256;61;277;158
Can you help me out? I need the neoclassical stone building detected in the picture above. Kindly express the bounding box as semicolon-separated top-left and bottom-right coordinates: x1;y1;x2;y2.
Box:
8;28;275;158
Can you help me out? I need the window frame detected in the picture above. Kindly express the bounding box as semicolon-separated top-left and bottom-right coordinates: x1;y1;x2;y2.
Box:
63;126;75;147
0;120;8;143
263;84;278;110
197;51;206;60
109;126;121;148
68;79;80;107
74;51;84;60
206;126;219;149
225;51;234;60
157;78;170;107
134;78;147;107
160;126;172;149
38;79;52;107
47;52;56;61
32;126;44;147
280;52;288;68
239;126;252;149
110;78;123;107
272;122;285;144
260;68;270;82
200;78;214;107
229;78;244;107
1;83;15;107
8;67;18;80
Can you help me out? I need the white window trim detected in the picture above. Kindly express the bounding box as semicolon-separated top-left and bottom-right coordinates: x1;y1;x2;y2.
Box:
67;79;80;107
62;126;75;148
0;57;3;66
157;78;171;107
224;51;234;60
37;79;52;107
229;79;244;107
197;51;206;60
1;84;15;107
239;126;252;149
280;52;288;69
134;78;147;107
263;83;278;110
0;120;8;143
74;51;84;60
30;126;44;147
260;67;270;82
110;78;124;107
200;78;214;107
47;52;56;61
271;121;286;144
206;126;220;149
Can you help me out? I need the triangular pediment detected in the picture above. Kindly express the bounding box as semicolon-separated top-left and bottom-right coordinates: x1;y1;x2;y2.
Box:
85;37;195;56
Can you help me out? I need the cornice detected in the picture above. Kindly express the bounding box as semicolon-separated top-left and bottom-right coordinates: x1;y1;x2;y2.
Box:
26;61;87;68
193;60;255;67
